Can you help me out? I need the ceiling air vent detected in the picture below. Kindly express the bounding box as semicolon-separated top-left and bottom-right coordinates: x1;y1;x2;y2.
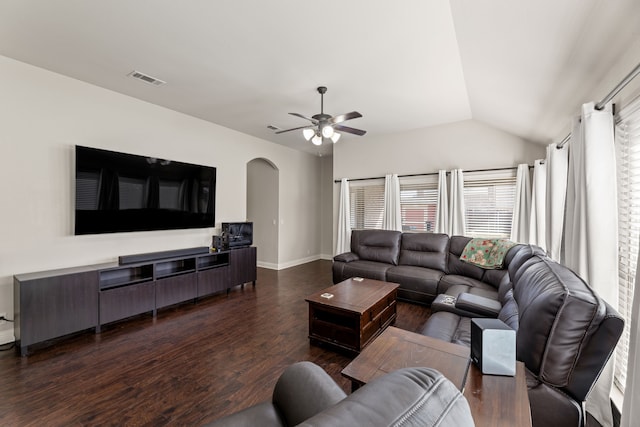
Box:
127;70;166;86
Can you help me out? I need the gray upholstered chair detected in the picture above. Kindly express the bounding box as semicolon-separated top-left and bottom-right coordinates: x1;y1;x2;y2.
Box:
204;361;474;427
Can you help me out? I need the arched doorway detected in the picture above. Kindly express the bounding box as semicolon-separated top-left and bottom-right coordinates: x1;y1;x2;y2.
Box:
246;158;279;268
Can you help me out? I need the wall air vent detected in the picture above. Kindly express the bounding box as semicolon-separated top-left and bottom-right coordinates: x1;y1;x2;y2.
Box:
127;70;166;86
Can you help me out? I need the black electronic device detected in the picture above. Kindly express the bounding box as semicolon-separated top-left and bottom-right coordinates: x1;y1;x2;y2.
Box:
221;222;253;249
74;146;216;235
211;235;225;252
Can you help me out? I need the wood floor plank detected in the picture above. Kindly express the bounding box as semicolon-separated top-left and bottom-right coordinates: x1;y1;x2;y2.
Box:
0;260;430;426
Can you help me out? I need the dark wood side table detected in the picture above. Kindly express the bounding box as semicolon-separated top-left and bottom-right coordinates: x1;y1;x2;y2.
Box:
305;278;399;353
341;326;470;391
341;326;531;427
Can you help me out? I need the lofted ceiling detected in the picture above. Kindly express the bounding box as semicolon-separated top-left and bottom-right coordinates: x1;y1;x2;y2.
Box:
1;1;639;156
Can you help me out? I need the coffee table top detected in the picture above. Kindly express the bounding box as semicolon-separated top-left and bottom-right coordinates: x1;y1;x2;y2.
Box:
305;278;399;314
342;326;470;390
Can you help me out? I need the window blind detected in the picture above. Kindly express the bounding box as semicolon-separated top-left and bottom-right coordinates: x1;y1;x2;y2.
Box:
463;170;517;238
614;97;640;393
349;179;385;229
399;176;439;232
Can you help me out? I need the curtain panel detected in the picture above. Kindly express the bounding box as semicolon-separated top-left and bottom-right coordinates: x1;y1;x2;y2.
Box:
435;170;449;234
564;102;618;427
336;178;351;255
545;143;568;262
528;159;547;250
383;174;402;231
448;169;466;236
510;164;531;243
621;261;640;427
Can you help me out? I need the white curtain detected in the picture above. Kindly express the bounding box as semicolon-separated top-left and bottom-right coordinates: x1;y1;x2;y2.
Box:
448;169;466;236
510;164;531;243
563;102;618;427
383;173;402;231
528;159;547;249
336;178;351;255
621;258;640;427
435;170;449;234
545;143;569;262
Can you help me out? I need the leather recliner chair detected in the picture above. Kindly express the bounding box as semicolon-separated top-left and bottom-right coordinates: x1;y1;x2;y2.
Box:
204;361;475;427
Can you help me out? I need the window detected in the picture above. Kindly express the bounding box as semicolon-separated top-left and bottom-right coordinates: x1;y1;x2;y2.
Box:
614;97;640;394
349;179;384;229
399;176;439;232
463;170;517;238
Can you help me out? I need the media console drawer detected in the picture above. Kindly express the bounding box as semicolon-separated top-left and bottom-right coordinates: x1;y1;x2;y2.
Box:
100;281;155;325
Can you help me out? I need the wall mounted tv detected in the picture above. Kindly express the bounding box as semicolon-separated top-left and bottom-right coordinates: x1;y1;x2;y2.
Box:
75;145;216;235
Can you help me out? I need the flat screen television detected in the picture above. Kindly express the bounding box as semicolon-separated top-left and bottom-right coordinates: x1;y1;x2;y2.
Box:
222;222;253;248
75;145;216;235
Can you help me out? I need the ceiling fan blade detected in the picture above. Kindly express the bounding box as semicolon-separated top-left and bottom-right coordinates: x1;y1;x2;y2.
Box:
329;111;362;124
334;124;367;136
289;112;318;124
275;124;314;134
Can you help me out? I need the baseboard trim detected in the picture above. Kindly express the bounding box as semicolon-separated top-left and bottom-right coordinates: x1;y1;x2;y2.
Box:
257;261;279;270
277;255;321;270
257;255;327;271
320;253;333;261
0;329;15;345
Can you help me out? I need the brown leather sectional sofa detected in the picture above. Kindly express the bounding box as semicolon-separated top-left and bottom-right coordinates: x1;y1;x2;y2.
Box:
333;229;624;427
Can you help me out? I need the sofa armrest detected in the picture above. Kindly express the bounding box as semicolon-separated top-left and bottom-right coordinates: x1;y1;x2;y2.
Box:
333;252;359;263
272;361;347;426
455;293;501;317
298;367;474;427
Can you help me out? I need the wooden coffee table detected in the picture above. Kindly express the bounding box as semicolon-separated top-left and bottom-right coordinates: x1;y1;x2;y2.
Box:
305;278;399;353
341;326;531;427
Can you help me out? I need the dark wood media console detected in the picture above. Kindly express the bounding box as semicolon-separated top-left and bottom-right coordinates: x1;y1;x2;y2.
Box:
13;246;257;356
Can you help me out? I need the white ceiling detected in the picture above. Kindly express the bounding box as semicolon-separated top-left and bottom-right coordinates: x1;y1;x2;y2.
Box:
1;0;639;156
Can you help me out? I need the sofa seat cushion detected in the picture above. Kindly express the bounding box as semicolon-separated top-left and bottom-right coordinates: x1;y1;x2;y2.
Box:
341;260;391;281
419;312;471;347
438;274;496;296
386;265;443;298
439;283;499;301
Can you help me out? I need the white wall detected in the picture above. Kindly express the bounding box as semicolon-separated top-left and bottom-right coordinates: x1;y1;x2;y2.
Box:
247;158;279;268
334;119;545;179
319;155;334;259
331;119;546;253
0;55;323;340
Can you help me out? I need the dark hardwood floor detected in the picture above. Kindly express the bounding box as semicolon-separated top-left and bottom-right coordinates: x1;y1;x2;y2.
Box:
0;260;430;426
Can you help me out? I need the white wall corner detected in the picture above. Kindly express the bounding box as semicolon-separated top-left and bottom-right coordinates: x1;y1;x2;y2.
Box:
0;328;15;345
273;255;322;270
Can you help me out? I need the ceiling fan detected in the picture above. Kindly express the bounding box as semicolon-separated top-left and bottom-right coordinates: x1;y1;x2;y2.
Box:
272;86;366;145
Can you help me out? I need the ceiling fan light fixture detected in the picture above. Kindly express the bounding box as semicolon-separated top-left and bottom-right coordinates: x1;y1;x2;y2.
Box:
311;134;322;146
303;128;315;141
321;124;334;138
331;132;341;143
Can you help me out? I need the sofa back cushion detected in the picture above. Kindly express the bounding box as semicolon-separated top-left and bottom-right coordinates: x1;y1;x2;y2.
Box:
479;244;527;288
350;230;402;266
512;255;622;400
447;236;484;280
398;232;449;271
